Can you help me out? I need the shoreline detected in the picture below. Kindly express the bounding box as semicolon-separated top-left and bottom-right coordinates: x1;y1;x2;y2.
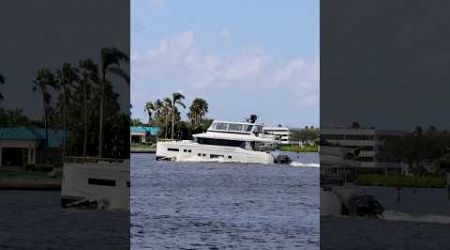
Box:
0;169;61;191
0;178;61;190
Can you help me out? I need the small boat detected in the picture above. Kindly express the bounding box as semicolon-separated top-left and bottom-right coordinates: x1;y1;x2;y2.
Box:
156;120;289;164
61;157;129;210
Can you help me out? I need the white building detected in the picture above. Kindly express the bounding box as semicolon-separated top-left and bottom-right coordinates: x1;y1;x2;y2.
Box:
262;126;303;144
320;126;406;168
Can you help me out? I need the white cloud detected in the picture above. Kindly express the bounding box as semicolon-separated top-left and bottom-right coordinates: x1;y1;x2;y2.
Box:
132;30;319;106
272;57;320;105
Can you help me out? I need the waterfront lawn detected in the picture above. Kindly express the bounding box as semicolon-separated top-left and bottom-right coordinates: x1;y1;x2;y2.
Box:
356;174;446;188
0;168;51;179
279;144;318;153
130;142;156;152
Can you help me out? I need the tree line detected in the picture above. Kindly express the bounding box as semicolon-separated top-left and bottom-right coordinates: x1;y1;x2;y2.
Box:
139;93;211;140
0;47;130;160
381;126;450;176
290;126;320;145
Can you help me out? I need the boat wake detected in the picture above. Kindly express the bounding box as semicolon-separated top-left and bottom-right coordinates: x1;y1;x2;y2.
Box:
289;162;320;168
380;210;450;224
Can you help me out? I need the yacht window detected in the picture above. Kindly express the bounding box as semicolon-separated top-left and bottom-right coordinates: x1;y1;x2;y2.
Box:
188;149;192;153
183;149;187;152
127;181;130;187
202;153;207;156
198;153;201;156
197;138;245;148
210;154;224;159
88;178;116;186
228;156;232;159
168;148;179;152
215;122;228;130
228;124;244;131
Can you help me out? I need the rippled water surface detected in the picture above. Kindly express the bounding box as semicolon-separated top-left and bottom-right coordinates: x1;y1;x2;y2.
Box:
0;191;129;249
131;152;319;249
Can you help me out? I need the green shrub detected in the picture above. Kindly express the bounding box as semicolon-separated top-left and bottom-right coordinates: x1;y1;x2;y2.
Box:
25;164;57;172
356;174;446;188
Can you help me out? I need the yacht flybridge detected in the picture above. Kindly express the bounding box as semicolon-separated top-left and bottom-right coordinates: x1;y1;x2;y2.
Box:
156;120;290;164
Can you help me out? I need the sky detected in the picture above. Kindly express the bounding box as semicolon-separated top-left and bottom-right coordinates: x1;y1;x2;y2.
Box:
131;0;319;127
0;0;129;119
321;0;450;130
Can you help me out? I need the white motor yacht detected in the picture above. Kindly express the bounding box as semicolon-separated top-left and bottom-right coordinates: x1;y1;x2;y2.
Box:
61;157;129;210
156;120;287;164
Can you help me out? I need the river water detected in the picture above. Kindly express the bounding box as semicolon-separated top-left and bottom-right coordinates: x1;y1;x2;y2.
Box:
0;191;130;249
131;152;319;250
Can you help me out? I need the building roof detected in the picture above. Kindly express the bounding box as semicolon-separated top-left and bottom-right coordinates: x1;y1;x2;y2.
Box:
130;126;159;135
0;127;66;148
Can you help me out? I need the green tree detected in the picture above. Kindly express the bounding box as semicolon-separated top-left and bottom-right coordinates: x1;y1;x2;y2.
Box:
56;63;80;157
33;69;58;162
144;101;156;126
98;47;129;157
187;98;209;127
170;92;185;139
79;59;99;156
164;97;173;139
131;118;143;126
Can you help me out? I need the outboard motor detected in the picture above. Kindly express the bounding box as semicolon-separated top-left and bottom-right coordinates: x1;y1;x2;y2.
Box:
275;154;292;164
344;194;384;217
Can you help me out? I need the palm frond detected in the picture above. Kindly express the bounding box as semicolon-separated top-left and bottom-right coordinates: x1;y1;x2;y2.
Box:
101;47;129;71
108;66;130;84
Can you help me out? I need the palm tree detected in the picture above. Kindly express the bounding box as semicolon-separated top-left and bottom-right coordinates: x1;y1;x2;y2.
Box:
187;98;208;127
144;101;156;126
154;99;163;119
0;73;5;101
33;69;58;162
98;47;129;157
163;97;172;139
170;92;185;139
57;63;79;157
79;59;99;156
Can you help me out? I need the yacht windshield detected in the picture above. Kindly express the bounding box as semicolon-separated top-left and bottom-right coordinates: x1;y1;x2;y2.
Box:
228;123;244;131
214;122;228;130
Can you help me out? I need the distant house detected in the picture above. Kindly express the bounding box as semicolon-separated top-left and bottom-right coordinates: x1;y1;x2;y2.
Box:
321;126;406;169
130;126;159;143
0;127;66;167
262;126;303;144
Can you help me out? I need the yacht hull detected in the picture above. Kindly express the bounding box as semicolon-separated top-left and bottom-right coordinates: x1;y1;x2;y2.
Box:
156;141;274;164
61;159;129;210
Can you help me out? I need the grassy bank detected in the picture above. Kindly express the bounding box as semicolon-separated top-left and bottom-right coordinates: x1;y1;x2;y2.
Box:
356;174;446;188
279;144;318;153
130;143;156;153
0;169;50;179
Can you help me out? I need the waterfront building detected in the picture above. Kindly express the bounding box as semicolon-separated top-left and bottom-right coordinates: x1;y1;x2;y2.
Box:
262;126;303;144
320;126;406;169
130;126;159;143
0;127;65;167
